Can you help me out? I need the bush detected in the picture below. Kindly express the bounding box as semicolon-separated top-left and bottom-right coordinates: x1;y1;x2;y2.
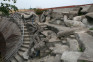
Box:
34;9;47;15
89;28;93;30
0;0;18;15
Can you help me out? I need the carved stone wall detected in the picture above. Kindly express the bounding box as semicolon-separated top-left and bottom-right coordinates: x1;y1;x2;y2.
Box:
0;17;21;58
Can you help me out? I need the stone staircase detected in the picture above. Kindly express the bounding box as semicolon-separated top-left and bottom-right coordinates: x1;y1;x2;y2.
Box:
9;24;31;62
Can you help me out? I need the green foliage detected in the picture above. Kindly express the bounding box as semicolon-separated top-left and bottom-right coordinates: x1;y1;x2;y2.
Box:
79;60;86;62
29;8;32;10
79;47;83;52
34;9;43;15
89;27;93;30
34;9;47;15
0;0;18;15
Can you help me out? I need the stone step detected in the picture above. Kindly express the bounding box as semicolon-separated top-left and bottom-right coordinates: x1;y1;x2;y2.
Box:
10;57;17;62
19;47;28;52
24;33;29;35
18;51;28;61
18;51;24;57
21;44;29;48
23;35;30;38
24;31;29;33
23;39;30;41
14;53;23;62
24;34;29;36
21;29;28;32
23;41;30;45
24;37;30;39
24;38;30;41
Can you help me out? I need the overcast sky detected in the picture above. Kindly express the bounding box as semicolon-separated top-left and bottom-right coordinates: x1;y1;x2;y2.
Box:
0;0;93;9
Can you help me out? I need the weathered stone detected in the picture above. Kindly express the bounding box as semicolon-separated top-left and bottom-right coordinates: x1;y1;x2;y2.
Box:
57;29;74;38
21;12;37;22
53;55;61;62
51;12;63;19
61;51;82;62
49;19;65;26
46;17;50;23
47;9;53;17
87;30;93;36
0;17;21;60
62;40;67;44
23;51;29;60
40;13;46;22
52;44;69;54
34;41;45;50
0;32;6;58
86;12;93;18
87;5;93;12
67;38;80;51
62;40;67;45
64;15;85;27
69;6;82;16
75;32;93;61
82;18;88;27
81;5;92;12
73;20;85;27
40;9;53;23
70;35;75;38
73;16;82;21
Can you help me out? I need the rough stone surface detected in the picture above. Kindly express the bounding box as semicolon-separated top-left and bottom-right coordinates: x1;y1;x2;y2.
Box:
46;17;50;23
67;38;79;51
64;15;86;27
61;51;82;62
57;29;74;38
51;12;63;19
51;44;69;54
76;32;93;61
82;18;88;27
73;16;82;21
87;5;93;12
2;4;93;62
70;35;75;38
87;30;93;36
86;12;93;18
0;17;21;58
53;55;61;62
49;19;65;26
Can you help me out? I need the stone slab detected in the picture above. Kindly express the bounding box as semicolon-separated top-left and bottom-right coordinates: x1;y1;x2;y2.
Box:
76;32;93;61
61;51;82;62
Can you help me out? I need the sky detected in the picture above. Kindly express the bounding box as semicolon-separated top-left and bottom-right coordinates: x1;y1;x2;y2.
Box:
0;0;93;9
